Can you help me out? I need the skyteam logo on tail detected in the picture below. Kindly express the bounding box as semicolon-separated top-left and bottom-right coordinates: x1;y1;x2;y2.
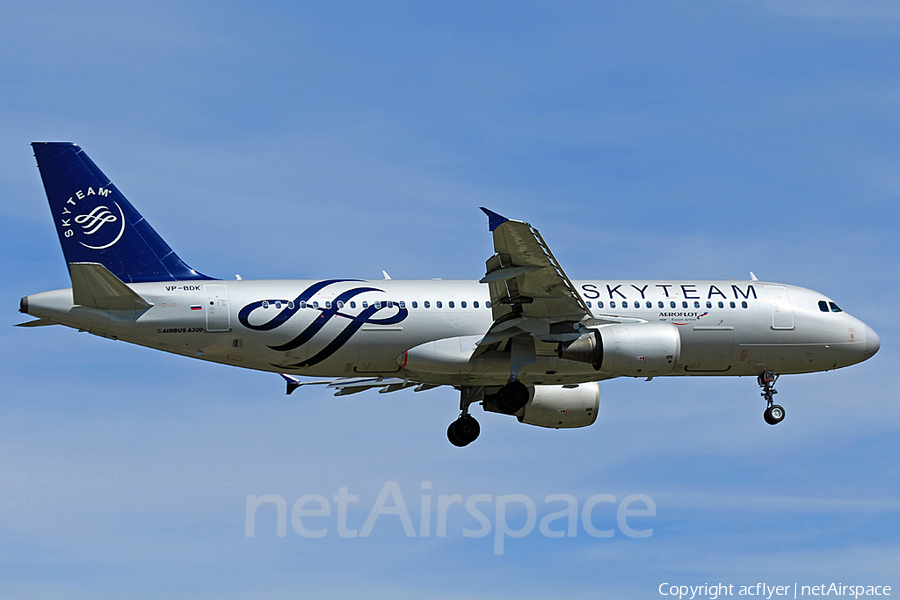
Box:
59;187;126;250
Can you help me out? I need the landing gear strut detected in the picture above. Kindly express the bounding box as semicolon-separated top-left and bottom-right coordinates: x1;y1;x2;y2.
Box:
448;387;481;447
758;371;785;425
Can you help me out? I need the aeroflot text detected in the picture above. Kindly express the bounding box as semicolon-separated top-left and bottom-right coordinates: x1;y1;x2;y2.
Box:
245;481;656;554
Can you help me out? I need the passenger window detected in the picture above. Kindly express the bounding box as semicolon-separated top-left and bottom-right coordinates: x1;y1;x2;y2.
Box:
598;301;604;309
682;301;688;309
424;301;430;309
349;301;355;309
398;301;405;309
742;301;748;309
325;301;332;309
818;300;829;312
658;301;664;308
486;301;492;308
362;301;368;309
437;301;443;309
694;301;700;309
718;301;724;309
587;301;592;308
412;301;418;309
646;301;652;309
461;301;467;308
288;301;295;309
706;301;712;309
262;301;269;309
829;302;842;313
449;301;455;309
337;301;344;309
622;301;628;308
275;301;282;309
610;301;616;308
670;301;676;309
374;301;381;309
474;301;479;308
730;301;736;309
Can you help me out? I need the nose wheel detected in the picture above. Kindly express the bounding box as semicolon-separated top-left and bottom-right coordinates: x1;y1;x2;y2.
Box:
764;404;785;425
758;371;785;425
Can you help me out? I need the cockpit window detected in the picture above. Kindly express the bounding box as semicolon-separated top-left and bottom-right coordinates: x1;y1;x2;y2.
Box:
819;300;843;313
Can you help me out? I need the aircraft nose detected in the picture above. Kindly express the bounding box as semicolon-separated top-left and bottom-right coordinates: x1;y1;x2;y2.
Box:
865;325;881;358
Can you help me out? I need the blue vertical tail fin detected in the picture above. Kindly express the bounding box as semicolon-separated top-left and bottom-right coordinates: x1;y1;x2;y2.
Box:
32;142;213;284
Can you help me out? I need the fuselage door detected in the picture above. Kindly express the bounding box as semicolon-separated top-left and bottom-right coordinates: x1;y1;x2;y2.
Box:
765;285;794;330
204;284;230;332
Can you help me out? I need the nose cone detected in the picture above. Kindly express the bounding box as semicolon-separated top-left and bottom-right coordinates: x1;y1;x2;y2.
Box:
865;325;881;359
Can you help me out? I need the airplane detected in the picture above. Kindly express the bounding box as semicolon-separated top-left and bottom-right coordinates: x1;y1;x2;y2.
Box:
18;142;881;446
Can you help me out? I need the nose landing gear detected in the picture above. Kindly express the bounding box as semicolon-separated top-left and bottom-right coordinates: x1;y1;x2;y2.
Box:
758;371;785;425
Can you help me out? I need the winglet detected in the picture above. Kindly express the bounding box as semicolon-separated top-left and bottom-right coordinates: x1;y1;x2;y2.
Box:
480;207;509;232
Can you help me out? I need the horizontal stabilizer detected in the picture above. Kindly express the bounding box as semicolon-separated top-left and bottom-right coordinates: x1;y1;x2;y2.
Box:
280;374;427;396
15;317;56;327
69;262;153;310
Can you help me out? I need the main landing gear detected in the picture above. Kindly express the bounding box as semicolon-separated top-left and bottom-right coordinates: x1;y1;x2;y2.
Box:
447;414;480;447
758;371;785;425
447;379;531;447
448;386;481;447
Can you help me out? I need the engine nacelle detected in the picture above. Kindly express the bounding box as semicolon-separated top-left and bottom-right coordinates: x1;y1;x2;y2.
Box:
483;383;600;429
558;322;681;377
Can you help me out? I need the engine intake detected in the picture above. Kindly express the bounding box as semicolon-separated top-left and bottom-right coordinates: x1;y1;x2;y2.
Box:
483;383;600;429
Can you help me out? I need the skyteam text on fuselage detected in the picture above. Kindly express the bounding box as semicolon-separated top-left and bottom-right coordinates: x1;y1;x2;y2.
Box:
19;143;881;446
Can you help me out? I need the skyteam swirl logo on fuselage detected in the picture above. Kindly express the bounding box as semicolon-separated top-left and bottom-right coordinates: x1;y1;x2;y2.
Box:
238;279;408;368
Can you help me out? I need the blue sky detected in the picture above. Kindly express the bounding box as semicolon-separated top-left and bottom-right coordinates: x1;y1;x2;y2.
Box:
1;1;898;598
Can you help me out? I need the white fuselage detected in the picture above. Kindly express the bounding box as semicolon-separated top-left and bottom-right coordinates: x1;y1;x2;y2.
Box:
22;278;878;387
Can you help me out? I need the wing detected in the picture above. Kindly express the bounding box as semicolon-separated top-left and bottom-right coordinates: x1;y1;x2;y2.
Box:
476;209;645;350
480;208;588;319
477;208;592;347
